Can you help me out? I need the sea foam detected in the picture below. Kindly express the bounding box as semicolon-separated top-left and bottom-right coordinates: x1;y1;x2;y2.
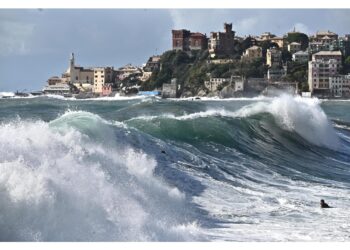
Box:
0;112;202;241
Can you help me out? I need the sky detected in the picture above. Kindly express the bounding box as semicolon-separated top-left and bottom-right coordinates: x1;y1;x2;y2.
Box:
1;9;350;91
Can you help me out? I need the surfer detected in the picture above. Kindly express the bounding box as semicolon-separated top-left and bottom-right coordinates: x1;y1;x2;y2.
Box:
320;199;331;208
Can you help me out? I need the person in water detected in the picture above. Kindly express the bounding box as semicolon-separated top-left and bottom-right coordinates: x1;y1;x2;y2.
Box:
320;199;331;208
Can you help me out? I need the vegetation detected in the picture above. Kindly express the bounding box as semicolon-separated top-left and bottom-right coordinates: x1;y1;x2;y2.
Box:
141;49;270;95
283;61;309;91
286;32;309;50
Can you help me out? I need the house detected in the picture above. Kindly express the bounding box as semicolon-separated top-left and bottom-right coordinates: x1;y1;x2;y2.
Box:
292;51;309;63
162;78;178;98
204;78;230;92
266;47;282;67
288;42;301;54
242;46;263;61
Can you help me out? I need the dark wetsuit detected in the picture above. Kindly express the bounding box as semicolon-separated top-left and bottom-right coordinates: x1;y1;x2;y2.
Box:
320;201;331;208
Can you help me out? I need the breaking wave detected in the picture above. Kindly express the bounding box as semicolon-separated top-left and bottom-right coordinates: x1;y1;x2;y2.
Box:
0;111;202;241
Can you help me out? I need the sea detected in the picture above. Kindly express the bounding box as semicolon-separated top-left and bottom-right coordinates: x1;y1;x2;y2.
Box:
0;94;350;241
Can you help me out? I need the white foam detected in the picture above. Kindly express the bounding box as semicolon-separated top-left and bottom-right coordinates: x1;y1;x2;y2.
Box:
130;95;339;149
0;117;202;241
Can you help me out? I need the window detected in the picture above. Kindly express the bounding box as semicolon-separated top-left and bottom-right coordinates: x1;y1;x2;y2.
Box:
75;76;78;80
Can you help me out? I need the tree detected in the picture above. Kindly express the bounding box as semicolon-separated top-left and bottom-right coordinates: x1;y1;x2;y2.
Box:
286;32;309;50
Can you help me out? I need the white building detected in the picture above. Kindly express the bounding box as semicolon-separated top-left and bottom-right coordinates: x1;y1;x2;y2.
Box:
308;51;343;93
205;78;230;92
329;75;350;97
292;51;309;63
288;42;302;54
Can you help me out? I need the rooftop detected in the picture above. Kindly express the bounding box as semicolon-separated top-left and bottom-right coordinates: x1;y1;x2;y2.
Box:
314;51;342;56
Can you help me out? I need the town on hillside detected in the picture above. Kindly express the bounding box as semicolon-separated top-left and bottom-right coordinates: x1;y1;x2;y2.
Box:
41;22;350;99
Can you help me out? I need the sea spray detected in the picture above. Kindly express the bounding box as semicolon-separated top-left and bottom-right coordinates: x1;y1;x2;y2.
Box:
129;95;339;149
0;114;202;241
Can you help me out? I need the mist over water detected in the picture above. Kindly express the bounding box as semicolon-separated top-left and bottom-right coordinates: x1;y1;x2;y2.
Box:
1;95;350;241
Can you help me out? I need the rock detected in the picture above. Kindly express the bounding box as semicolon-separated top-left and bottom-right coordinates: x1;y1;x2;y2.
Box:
219;85;236;98
181;91;193;98
197;89;207;97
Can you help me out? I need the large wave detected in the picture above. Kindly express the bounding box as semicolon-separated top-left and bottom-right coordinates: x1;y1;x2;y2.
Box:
0;111;202;241
127;95;340;150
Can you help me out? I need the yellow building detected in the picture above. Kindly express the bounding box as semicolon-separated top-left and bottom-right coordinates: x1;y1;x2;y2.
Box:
93;67;114;94
270;37;285;48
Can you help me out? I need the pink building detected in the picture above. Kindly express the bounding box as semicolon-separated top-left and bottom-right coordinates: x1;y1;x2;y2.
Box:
101;84;113;96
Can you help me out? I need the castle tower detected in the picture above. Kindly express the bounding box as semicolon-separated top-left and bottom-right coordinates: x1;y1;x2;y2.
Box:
224;23;232;34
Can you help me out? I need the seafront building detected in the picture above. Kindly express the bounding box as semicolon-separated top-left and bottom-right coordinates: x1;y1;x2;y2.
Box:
93;67;114;94
308;51;342;96
329;74;350;97
39;24;350;99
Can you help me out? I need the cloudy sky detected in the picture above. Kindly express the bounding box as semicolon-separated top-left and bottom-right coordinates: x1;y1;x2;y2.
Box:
1;9;350;91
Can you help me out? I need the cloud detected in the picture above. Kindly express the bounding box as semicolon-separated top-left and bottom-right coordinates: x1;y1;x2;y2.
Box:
0;20;35;56
292;23;313;35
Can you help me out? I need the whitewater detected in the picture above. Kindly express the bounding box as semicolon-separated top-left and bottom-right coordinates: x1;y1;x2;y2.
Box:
1;94;350;241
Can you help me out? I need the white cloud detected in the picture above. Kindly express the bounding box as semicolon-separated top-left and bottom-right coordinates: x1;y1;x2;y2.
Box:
0;20;35;55
233;17;260;35
292;22;313;35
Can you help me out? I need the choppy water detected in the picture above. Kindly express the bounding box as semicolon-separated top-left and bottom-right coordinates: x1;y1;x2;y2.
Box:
1;94;350;241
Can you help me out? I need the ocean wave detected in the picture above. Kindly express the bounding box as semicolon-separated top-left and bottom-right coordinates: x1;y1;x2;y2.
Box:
127;95;339;150
0;114;203;241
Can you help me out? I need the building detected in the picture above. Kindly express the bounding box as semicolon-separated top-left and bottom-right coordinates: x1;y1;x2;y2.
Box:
244;78;268;96
329;75;350;97
308;51;342;94
101;84;113;96
337;35;350;57
204;77;230;92
313;30;339;43
162;78;178;98
42;83;71;95
233;77;244;92
312;50;342;62
66;53;94;85
208;23;235;58
172;29;207;52
260;32;276;41
266;47;282;67
143;55;161;72
242;46;262;61
267;67;287;80
93;67;114;94
288;42;302;54
308;41;326;54
292;51;309;63
115;64;142;81
47;76;65;85
270;37;285;48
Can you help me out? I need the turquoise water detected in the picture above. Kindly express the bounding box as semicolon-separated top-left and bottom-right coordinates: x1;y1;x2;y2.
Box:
1;95;350;241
